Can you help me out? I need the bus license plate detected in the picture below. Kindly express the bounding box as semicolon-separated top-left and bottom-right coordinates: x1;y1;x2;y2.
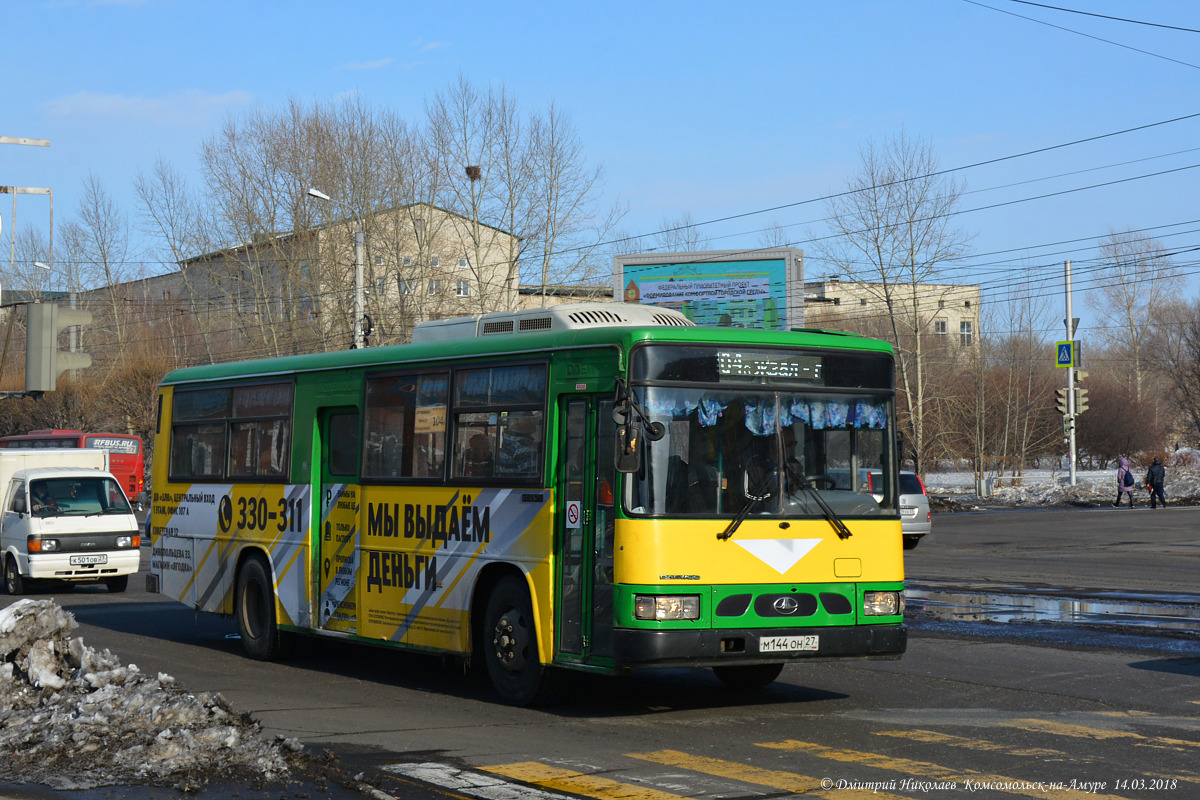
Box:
759;634;819;653
70;554;108;566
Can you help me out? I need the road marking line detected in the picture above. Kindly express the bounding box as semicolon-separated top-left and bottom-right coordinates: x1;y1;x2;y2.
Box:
626;749;911;799
874;729;1067;759
483;761;689;800
758;740;1134;800
384;762;572;800
1002;719;1200;750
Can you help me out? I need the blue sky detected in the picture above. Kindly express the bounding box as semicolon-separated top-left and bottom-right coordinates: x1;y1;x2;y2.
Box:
4;0;1199;335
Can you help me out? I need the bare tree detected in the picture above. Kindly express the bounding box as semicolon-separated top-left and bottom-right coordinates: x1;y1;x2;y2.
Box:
426;77;623;312
135;158;221;364
67;175;139;360
651;212;711;253
813;131;971;474
757;220;791;249
1150;299;1200;446
1086;230;1179;404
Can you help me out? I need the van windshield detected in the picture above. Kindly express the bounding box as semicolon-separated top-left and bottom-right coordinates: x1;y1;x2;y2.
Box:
30;477;132;517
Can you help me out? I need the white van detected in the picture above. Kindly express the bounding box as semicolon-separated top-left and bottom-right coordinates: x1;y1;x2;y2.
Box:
0;450;141;594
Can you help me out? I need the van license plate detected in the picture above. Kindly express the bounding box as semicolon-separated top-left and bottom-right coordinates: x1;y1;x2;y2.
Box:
70;554;107;566
759;635;819;653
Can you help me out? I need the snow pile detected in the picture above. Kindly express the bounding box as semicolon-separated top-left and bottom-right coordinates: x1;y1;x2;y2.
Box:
926;468;1200;510
0;599;308;791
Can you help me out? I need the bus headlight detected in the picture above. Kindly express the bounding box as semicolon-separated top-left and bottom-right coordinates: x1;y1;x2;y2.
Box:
863;591;904;616
117;535;140;548
28;537;60;552
634;595;700;621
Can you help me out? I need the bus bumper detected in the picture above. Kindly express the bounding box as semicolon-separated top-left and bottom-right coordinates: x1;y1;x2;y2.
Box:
611;623;906;668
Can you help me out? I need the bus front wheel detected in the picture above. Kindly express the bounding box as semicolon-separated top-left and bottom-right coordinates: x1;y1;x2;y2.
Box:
106;575;129;593
483;575;550;706
712;663;784;689
4;556;26;596
236;555;280;660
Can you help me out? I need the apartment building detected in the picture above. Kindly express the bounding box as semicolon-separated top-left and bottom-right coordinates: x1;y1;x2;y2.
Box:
803;278;981;347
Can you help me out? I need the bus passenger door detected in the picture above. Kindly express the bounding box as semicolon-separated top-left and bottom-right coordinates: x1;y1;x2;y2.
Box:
316;407;361;635
557;397;616;663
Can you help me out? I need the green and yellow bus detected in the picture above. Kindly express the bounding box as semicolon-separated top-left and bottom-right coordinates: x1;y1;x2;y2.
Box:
147;302;905;705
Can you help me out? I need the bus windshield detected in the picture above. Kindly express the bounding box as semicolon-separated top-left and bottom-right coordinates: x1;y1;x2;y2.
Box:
625;344;897;519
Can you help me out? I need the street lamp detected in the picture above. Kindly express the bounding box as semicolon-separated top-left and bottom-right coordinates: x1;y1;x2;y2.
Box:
306;188;365;349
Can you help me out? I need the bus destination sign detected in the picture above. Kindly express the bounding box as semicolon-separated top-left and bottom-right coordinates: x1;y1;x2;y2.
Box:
716;351;823;381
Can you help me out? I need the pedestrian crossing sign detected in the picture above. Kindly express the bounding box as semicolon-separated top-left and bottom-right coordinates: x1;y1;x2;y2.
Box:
1055;341;1076;368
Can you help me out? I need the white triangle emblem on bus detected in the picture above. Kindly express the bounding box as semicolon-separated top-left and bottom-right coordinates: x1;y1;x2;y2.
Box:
733;539;822;575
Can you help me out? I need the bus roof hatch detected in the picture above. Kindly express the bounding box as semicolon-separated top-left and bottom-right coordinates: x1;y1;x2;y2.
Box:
411;302;694;343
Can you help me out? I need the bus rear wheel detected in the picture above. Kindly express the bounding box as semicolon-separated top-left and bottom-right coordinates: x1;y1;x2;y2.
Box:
236;555;280;660
4;556;26;596
712;663;784;689
483;575;550;706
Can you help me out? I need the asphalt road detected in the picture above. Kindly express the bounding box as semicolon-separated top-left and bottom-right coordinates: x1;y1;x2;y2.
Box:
2;506;1198;800
907;503;1200;595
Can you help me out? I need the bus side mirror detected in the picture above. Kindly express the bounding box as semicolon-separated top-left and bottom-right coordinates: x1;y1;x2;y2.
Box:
615;422;641;473
612;379;664;473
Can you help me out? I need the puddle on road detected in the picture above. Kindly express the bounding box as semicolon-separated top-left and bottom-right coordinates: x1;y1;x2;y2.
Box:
905;585;1200;635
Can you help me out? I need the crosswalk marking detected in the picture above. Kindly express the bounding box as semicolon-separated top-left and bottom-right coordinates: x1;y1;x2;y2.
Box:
874;729;1068;759
758;740;1134;800
1001;718;1200;750
482;761;690;800
626;750;914;800
384;762;572;800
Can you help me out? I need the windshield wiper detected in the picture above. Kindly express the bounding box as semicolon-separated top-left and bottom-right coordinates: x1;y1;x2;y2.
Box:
718;467;774;541
802;482;853;540
717;493;767;540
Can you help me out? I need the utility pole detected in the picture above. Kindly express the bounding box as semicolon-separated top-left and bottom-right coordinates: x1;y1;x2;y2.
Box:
353;229;365;349
1065;260;1077;486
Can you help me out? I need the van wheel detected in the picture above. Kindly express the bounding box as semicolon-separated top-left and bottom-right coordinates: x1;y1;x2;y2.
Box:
483;575;550;706
106;575;129;593
712;663;784;689
903;535;922;550
236;555;280;660
4;556;25;596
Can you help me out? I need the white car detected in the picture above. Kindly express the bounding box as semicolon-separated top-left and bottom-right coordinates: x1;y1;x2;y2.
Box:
866;470;930;549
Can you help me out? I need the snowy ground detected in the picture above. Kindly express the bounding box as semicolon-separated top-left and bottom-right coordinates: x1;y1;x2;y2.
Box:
924;467;1200;510
0;599;348;794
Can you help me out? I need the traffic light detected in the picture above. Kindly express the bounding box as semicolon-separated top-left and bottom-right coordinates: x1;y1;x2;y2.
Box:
1055;388;1069;415
25;302;92;393
1074;387;1089;414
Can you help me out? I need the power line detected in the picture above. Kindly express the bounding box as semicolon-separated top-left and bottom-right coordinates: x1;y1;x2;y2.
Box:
1007;1;1200;34
963;0;1200;70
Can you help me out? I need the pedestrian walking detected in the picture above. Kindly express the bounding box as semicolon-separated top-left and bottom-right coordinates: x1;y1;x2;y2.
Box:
1145;457;1167;508
1113;456;1136;508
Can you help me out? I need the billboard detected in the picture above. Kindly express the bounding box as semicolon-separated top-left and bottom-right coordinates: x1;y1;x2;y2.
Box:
614;249;803;330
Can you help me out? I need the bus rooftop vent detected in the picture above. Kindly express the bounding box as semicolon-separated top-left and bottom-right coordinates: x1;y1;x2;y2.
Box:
411;302;695;343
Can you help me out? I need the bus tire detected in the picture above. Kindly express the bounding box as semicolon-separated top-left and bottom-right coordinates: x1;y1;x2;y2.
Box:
483;575;550;706
236;555;280;660
712;663;784;689
4;555;26;596
105;575;129;593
